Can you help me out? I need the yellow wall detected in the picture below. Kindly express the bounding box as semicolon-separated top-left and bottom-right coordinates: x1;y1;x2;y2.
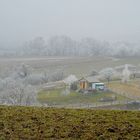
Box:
80;81;88;89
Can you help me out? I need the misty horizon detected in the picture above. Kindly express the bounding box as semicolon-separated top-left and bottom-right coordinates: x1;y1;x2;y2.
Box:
0;0;140;47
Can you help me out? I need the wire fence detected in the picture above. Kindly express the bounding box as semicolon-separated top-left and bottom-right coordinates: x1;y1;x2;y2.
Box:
1;99;140;110
41;100;134;109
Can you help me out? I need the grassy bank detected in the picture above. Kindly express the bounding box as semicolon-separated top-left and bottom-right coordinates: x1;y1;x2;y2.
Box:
108;80;140;100
0;106;140;139
38;88;128;106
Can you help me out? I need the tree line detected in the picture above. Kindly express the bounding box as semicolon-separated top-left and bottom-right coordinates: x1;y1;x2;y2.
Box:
0;35;140;57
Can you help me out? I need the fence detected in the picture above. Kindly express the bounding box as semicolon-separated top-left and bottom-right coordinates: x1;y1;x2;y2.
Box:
41;100;132;109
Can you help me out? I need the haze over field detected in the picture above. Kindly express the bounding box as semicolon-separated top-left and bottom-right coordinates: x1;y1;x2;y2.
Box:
0;1;140;108
0;0;140;55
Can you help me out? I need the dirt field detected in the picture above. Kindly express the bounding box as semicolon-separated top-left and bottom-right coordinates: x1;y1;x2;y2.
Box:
0;105;140;140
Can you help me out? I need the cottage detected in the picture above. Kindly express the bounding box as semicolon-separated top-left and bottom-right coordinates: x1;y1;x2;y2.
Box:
79;76;105;91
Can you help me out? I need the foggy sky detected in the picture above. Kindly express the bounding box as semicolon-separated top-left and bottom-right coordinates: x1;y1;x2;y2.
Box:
0;0;140;46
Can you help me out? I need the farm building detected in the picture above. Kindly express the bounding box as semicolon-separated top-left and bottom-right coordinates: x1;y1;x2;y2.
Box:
79;76;105;91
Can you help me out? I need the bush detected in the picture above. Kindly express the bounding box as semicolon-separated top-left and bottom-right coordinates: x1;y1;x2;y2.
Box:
70;82;78;91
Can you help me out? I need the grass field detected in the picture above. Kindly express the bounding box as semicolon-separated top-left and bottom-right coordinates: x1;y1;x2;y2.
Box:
108;79;140;100
38;88;128;106
0;106;140;140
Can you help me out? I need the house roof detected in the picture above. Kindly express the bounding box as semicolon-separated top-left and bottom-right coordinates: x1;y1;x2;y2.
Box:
79;76;100;83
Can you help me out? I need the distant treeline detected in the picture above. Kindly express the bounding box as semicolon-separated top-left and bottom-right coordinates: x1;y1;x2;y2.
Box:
1;36;140;57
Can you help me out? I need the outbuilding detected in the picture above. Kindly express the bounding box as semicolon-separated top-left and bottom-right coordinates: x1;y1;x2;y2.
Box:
79;76;105;91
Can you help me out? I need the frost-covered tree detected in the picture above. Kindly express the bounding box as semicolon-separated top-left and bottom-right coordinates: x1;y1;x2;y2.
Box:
50;70;65;82
24;74;44;85
47;35;77;56
23;37;46;55
42;72;49;83
89;69;99;76
2;35;140;57
15;63;32;78
63;75;78;85
0;64;39;106
122;64;130;83
100;68;115;83
0;78;38;106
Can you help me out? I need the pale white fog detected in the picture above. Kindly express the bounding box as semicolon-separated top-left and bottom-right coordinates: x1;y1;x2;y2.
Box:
0;0;140;106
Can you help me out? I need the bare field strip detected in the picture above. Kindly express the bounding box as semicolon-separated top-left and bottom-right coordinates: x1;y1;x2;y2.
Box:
0;56;140;77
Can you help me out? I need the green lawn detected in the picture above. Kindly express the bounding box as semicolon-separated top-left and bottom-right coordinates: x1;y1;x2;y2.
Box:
38;88;128;105
0;106;140;140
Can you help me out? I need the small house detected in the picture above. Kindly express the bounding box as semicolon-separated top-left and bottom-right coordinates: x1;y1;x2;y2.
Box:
79;76;105;91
